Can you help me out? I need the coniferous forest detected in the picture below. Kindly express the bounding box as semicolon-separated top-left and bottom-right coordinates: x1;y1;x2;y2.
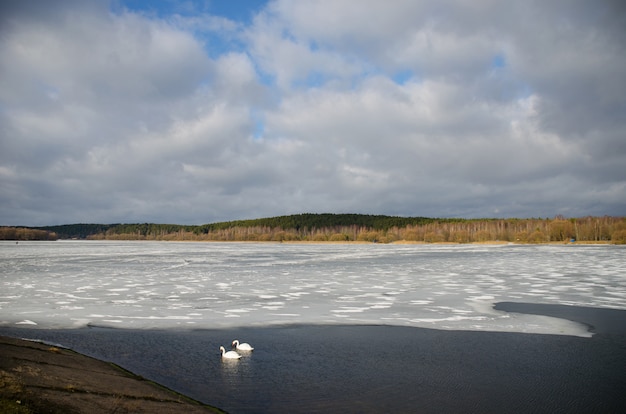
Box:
2;214;625;244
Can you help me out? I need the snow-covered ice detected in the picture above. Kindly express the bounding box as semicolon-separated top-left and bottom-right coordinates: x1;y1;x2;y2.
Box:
1;241;625;337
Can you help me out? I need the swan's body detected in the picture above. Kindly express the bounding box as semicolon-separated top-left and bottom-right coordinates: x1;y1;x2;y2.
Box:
220;346;242;359
232;339;254;351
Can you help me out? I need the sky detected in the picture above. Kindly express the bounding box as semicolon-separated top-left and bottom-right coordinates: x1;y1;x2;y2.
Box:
1;0;625;226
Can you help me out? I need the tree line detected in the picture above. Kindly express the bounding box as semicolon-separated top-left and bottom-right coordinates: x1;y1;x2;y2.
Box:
0;227;58;241
3;214;624;244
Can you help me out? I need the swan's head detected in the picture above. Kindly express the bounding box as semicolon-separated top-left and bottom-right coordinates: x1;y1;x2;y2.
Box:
232;340;239;347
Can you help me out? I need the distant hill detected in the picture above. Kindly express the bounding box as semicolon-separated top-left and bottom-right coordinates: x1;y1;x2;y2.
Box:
32;223;118;239
2;214;625;243
28;214;437;239
197;213;437;232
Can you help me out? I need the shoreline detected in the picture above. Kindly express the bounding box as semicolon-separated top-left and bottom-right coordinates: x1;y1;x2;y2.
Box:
0;335;225;414
11;239;613;245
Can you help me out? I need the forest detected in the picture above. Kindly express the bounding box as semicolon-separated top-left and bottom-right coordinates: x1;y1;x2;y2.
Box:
0;227;58;241
2;214;625;244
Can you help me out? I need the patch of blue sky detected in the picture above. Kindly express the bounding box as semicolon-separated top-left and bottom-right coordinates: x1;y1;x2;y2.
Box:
202;0;268;23
391;69;415;85
491;54;506;69
114;0;268;23
249;109;266;140
246;57;277;89
196;31;245;60
253;119;265;140
112;0;272;64
111;0;188;18
308;39;322;52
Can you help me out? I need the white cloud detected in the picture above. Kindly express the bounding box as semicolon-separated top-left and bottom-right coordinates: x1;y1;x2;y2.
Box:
0;0;624;226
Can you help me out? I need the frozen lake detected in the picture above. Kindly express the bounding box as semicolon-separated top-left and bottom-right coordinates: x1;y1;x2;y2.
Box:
2;241;625;337
3;241;626;413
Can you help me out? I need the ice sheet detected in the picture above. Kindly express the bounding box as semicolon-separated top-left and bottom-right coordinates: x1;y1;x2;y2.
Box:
1;241;624;337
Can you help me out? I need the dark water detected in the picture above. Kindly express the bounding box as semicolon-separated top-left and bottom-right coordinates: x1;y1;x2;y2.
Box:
2;304;626;413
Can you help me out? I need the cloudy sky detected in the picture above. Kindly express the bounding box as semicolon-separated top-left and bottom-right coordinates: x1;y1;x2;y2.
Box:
1;0;625;226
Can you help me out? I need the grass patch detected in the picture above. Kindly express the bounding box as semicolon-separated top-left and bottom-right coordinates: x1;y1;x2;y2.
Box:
1;370;33;414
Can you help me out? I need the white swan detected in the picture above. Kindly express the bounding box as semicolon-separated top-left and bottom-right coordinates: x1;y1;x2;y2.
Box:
232;339;254;351
220;346;242;359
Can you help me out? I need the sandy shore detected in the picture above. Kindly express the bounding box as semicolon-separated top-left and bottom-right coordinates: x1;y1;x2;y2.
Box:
0;335;224;414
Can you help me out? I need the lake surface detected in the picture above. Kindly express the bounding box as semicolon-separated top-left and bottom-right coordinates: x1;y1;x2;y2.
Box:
2;241;625;334
2;241;626;412
2;321;626;413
